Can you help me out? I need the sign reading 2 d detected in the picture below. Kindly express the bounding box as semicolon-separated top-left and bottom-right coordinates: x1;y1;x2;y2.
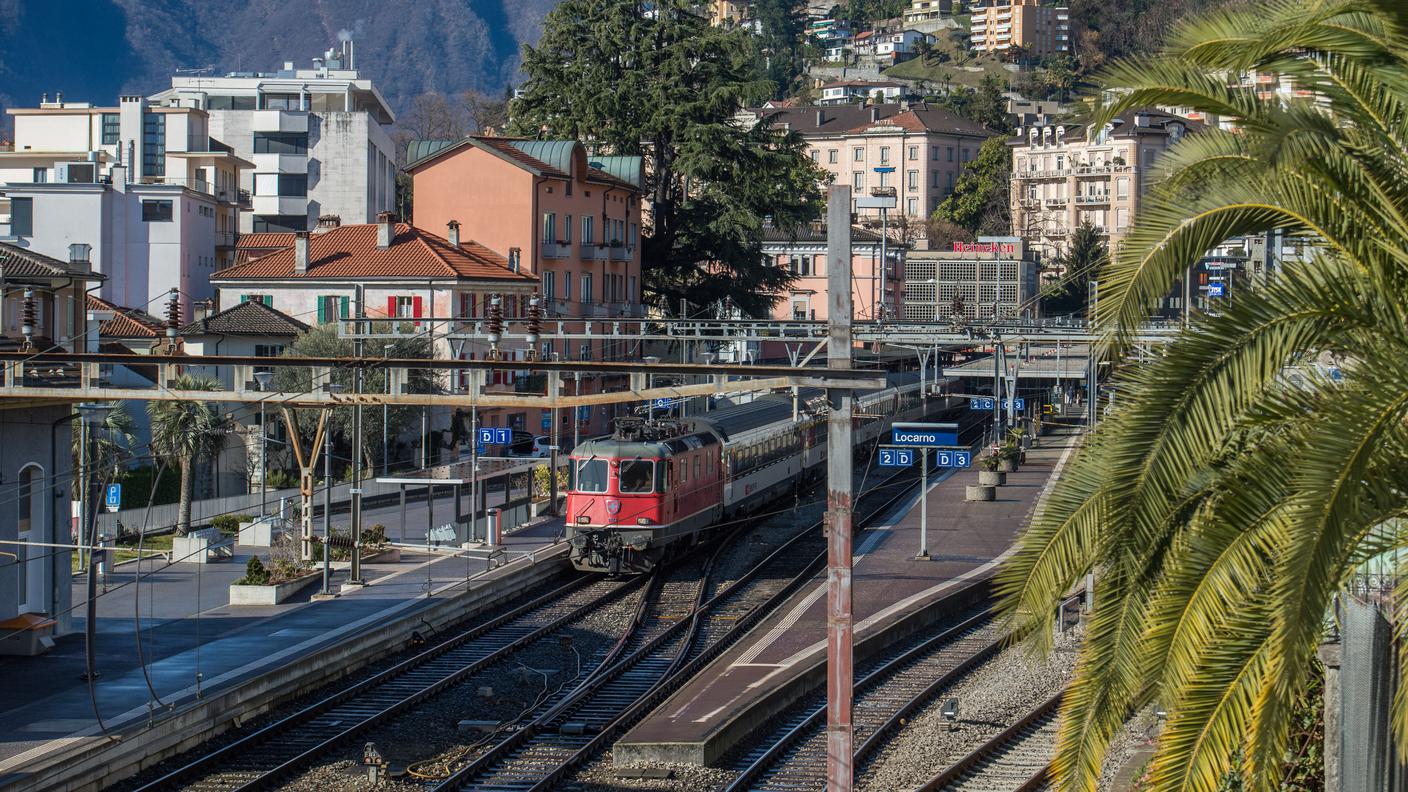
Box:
878;448;915;467
890;422;959;447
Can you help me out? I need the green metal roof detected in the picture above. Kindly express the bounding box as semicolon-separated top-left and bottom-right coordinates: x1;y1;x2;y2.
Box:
405;139;458;167
588;156;645;189
509;140;578;175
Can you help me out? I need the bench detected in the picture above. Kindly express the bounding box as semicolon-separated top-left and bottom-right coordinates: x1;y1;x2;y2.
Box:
171;527;235;564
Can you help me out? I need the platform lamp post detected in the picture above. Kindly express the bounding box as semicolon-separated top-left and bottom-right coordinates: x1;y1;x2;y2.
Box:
76;402;112;685
382;343;393;477
320;385;342;597
254;371;273;518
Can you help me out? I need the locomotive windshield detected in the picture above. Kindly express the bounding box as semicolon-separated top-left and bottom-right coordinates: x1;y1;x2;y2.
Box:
575;459;609;493
619;460;655;493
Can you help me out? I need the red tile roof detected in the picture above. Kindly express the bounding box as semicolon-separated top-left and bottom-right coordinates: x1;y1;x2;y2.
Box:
234;232;298;265
87;294;165;339
212;223;537;283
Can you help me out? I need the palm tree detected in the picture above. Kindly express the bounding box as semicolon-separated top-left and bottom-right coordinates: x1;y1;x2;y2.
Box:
995;2;1408;790
148;375;225;536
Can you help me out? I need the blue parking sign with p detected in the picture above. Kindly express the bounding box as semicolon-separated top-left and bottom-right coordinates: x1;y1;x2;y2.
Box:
105;483;122;512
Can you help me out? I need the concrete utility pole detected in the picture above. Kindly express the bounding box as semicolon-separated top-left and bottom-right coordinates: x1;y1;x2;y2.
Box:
825;185;856;791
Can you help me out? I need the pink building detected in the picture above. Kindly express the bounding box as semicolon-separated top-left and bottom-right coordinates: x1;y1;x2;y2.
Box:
742;103;990;237
406;136;646;437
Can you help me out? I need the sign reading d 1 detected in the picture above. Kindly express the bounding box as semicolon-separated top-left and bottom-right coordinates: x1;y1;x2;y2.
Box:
477;427;513;446
104;483;122;513
891;422;959;447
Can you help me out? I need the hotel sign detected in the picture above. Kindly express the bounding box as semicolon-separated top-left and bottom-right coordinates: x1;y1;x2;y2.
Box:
952;241;1017;254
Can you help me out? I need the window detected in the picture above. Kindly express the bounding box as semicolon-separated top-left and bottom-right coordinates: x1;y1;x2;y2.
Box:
693;456;701;480
809;151;818;162
582;215;594;245
619;460;654;493
879;146;890;163
564;270;573;301
907;198;918;215
142;113;166;177
254;173;307;196
17;466;33;534
241;294;273;306
316;295;348;323
574;459;608;493
931;147;939;161
907;170;918;190
394;296;417;317
581;273;593;304
629;275;637;302
543;271;556;299
8;197;31;236
563;214;572;243
252;132;308;155
946;172;953;191
261;93;301;110
908;145;919;160
828;149;839;164
852;171;864;189
101;113;120;145
252;214;307;232
961;148;971;162
947;146;954;162
628;223;638;245
142;200;173;222
853;147;864;162
1116;177;1130;198
31;167;47;183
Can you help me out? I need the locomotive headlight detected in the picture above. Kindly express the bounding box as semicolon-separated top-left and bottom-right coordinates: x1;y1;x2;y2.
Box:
636;518;653;525
577;516;590;525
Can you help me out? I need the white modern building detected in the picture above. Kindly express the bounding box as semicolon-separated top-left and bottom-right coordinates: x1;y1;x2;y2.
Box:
150;41;398;234
0;95;250;314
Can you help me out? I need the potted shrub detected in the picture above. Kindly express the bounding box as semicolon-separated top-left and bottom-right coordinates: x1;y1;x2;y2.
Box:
978;453;1006;486
229;537;320;605
996;442;1020;473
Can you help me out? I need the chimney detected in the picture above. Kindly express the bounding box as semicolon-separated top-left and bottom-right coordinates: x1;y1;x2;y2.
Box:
447;219;461;247
294;231;310;273
69;243;91;266
56;90;63;106
376;211;395;249
816;109;825;127
508;247;521;272
870;106;879;122
40;92;47;104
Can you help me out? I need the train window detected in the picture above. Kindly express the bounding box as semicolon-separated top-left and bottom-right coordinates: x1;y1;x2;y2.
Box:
680;459;688;484
693;456;701;479
575;459;609;493
619;460;654;494
656;462;669;493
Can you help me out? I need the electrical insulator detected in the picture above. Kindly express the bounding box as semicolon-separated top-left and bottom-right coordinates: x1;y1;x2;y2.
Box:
525;294;542;359
165;288;181;344
20;289;35;348
486;295;504;360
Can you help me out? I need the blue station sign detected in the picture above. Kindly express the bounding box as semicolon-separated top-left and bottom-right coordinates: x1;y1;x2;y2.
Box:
934;450;972;468
969;397;1025;411
891;422;959;447
478;427;513;445
878;448;915;467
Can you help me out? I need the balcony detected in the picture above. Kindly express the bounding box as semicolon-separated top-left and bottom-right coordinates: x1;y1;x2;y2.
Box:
580;244;609;261
1019;197;1041;208
1043;197;1068;208
252;152;309;174
1074;164;1132;175
608;244;630;262
542;242;571;259
251;109;309;134
252;194;309;216
1076;193;1110;204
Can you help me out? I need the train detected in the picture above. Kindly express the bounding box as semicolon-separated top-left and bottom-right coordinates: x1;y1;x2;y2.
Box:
564;372;963;574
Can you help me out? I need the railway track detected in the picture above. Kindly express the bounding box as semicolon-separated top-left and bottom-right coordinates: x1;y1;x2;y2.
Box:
433;461;933;791
722;608;1004;792
129;573;641;792
916;692;1062;792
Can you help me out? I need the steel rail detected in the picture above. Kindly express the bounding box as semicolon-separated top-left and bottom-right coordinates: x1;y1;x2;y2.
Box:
915;691;1064;792
129;573;642;792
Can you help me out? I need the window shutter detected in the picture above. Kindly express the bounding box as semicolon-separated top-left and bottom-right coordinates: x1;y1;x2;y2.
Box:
340;296;349;319
240;294;249;303
317;298;327;324
387;296;398;317
413;296;424;318
262;295;272;307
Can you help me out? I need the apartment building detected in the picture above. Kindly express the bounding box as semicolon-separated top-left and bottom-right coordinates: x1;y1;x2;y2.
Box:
406;136;645;436
907;0;955;23
969;0;1070;57
1009;110;1192;266
0;95;250;314
745;103;990;231
819;80;905;105
764;222;901;323
150;41;397;234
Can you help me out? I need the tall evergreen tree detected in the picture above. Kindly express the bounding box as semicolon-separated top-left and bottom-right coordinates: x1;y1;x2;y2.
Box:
511;0;826;317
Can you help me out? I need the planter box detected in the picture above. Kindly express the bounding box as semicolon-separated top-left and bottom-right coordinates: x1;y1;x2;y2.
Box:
996;459;1018;473
172;528;234;564
229;571;321;606
328;547;401;571
1020;435;1033;450
965;485;996;502
978;470;1006;486
237;517;290;547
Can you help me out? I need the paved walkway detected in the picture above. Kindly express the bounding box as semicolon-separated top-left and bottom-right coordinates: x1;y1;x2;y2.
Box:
617;431;1079;765
0;515;564;775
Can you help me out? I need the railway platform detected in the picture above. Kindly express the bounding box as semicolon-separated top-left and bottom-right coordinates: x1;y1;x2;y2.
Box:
0;515;568;791
614;430;1079;768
